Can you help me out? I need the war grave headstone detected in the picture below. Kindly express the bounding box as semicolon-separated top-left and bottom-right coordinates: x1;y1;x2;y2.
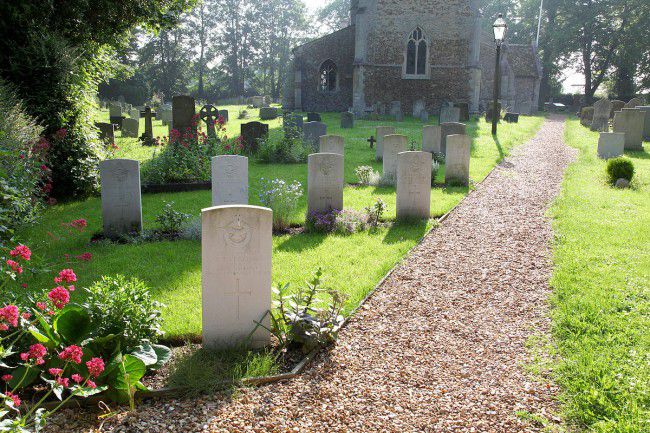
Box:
613;108;645;150
597;133;625;159
172;95;196;134
200;104;221;140
382;134;408;180
307;153;344;214
201;205;272;349
422;125;441;154
440;104;460;123
303;121;327;151
440;122;467;155
95;122;115;145
396;151;432;220
241;121;269;153
341;111;354;129
121;118;139;138
319;135;344;155
375;126;396;161
259;107;279;120
445;134;471;186
591;98;611;132
307;112;321;122
100;159;142;238
139;106;157;145
211;155;248;206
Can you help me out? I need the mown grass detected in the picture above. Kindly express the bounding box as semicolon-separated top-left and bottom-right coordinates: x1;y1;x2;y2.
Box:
548;118;649;432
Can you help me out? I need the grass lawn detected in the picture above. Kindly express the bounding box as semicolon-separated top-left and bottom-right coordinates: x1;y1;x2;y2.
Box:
21;109;544;342
548;118;649;431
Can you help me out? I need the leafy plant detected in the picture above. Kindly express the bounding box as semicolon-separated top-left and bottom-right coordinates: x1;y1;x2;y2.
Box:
257;178;303;231
256;128;309;164
606;157;634;184
354;165;380;186
155;201;191;236
306;209;370;234
431;160;440;185
366;198;386;227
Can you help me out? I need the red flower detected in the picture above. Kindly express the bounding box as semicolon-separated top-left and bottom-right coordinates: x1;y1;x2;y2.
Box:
65;219;87;230
76;253;92;262
56;377;70;388
0;305;19;328
21;312;31;320
86;357;105;378
59;345;83;364
6;260;22;274
71;374;83;384
48;368;63;377
20;344;47;365
40;164;48;171
6;392;20;408
36;302;47;311
48;286;70;309
21;283;28;288
87;380;97;389
54;269;77;284
2;374;12;382
9;245;31;261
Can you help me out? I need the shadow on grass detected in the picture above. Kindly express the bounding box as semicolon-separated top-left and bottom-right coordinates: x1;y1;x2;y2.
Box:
382;219;429;245
627;149;650;160
276;231;327;252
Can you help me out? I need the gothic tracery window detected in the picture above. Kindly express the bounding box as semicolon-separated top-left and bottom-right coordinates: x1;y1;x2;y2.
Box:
405;27;428;77
319;60;337;92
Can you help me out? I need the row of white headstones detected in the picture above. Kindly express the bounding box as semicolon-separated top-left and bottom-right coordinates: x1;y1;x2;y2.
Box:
98;125;472;348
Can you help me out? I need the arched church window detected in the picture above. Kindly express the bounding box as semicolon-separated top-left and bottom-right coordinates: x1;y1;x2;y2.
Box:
319;60;337;92
404;27;428;78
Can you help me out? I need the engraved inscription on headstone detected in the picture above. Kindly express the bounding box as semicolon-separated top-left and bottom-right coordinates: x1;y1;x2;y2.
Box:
100;159;142;238
445;134;471;186
211;155;249;206
319;135;344;155
307;153;344;214
440;122;467;155
397;151;432;220
382;134;408;180
422;125;441;154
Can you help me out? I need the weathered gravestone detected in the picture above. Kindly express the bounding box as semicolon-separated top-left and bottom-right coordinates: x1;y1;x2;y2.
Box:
422;125;441;154
121;118;139;138
413;100;425;118
591;98;611;132
341;112;354;129
95;122;115;145
259;107;279;120
200;104;220;139
307;112;321;122
109;104;125;129
504;112;520;123
440;122;467;155
139;106;157;145
100;159;142;238
303;121;327;150
389;101;401;117
625;97;645;109
613;108;645;150
580;107;594;127
382;134;408;180
610;100;625;118
211;155;248;206
396;151;432;220
440;104;460;123
637;106;650;140
219;109;229;123
241;121;269;153
420;110;429;123
130;108;140;119
395;110;404;122
307;153;344;214
485;101;502;122
159;109;173;126
172;95;196;134
597;133;625;159
251;96;265;108
445;134;471;186
319;135;344;155
201;205;271;349
375;126;396;161
455;103;470;121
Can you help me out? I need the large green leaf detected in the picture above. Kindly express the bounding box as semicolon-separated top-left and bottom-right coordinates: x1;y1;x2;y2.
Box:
129;342;157;366
8;366;40;389
103;354;146;404
151;344;172;370
54;305;91;344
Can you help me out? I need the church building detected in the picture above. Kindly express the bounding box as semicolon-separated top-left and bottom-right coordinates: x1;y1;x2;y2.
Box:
284;0;542;116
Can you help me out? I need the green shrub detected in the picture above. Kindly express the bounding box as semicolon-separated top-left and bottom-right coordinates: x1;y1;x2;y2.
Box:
155;201;191;236
606;157;634;184
83;275;164;349
258;178;303;231
257;129;309;164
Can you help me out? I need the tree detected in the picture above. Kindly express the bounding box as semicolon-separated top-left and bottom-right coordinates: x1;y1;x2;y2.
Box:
316;0;351;34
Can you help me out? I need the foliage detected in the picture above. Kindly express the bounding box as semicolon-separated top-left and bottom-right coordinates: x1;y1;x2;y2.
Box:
257;178;303;231
354;165;381;186
265;268;346;353
256;129;309;164
306;209;370;234
0;80;47;243
606;157;635;184
431;160;440;185
155;201;192;236
365;198;386;227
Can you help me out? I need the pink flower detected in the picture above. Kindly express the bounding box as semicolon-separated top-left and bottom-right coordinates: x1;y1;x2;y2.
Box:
0;305;19;328
48;368;63;377
6;392;20;408
21;344;47;365
6;260;23;274
21;312;31;320
0;324;7;331
86;357;105;378
40;164;48;171
71;374;83;384
59;345;83;364
56;377;70;387
48;286;70;309
54;269;77;284
36;302;47;311
76;253;92;262
86;380;97;389
9;245;31;261
2;374;12;382
64;219;87;230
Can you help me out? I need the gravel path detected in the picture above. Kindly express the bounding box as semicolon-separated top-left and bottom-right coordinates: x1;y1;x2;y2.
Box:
55;115;575;432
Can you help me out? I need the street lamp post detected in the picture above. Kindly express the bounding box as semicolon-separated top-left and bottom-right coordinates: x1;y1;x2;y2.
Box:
492;13;508;136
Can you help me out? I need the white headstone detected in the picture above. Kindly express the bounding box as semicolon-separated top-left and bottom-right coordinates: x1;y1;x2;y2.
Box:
613;108;645;150
201;205;272;349
597;133;625;159
413;99;425;118
422;125;441;154
397;151;432;220
382;134;408;180
445;134;471;186
440;122;467;155
121;118;139;138
211;156;249;206
303;121;327;151
375;126;396;161
100;159;142;237
319;135;344;155
440;105;461;123
307;153;344;214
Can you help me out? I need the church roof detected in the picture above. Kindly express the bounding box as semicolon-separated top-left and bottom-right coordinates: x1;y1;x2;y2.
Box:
506;44;542;78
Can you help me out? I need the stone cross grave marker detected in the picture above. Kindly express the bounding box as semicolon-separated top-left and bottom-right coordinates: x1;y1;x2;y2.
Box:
308;153;344;214
445;134;471;186
241;121;269;153
382;134;408;181
200;104;220;139
201;205;272;349
121;118;139;138
100;159;142;238
422;125;441;154
367;135;376;149
172;95;196;134
139;106;157;144
211;155;248;206
319;135;344;155
303;121;327;151
375;126;395;161
397;151;432;220
591;98;611;132
440;122;467;155
597;133;625;159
